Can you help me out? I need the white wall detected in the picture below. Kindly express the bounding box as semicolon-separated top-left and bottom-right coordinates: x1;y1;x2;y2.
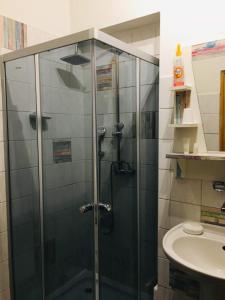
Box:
70;0;159;33
104;23;160;58
70;0;225;76
0;0;71;37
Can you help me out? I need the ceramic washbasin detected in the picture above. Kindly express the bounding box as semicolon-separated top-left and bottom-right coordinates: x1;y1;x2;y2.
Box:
163;222;225;280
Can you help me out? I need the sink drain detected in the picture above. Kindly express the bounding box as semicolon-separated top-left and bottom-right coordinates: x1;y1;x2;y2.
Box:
222;246;225;251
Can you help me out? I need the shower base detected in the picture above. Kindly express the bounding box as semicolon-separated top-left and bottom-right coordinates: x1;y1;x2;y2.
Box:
47;269;152;300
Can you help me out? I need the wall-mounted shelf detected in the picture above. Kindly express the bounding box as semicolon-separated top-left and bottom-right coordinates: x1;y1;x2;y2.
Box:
172;85;192;126
169;123;198;128
169;84;197;154
170;85;192;92
166;152;225;161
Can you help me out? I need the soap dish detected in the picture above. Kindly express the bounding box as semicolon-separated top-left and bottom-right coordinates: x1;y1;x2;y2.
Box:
182;222;204;235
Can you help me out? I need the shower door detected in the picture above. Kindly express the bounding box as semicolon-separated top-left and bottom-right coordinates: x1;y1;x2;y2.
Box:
95;41;158;300
5;55;43;300
39;40;96;299
95;41;139;300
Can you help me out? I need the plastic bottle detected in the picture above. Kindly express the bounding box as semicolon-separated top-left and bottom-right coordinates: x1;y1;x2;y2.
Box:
173;44;184;87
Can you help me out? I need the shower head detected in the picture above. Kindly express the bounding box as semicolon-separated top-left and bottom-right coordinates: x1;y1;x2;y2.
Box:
60;54;90;65
60;44;90;65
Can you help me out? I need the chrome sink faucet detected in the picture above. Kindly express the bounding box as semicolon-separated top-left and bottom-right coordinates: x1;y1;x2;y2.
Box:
221;203;225;213
212;181;225;212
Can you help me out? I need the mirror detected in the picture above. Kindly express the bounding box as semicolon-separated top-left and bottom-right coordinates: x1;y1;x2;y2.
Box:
192;39;225;151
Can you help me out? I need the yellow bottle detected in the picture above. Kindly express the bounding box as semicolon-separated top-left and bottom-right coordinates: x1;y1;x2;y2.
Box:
174;44;184;87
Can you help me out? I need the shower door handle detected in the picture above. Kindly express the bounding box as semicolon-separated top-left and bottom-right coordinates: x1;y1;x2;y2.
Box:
98;203;112;212
79;203;94;214
79;203;112;214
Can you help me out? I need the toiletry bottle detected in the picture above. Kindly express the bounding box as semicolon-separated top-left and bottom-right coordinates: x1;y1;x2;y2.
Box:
174;44;184;87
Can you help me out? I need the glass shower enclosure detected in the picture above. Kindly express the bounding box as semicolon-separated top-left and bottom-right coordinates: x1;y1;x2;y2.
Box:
1;29;159;300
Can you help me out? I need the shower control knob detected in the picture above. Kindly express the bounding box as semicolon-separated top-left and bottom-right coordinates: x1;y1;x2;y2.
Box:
98;203;112;212
115;122;124;131
112;122;124;137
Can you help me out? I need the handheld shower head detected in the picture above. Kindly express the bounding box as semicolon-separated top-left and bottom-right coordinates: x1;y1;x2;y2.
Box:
98;127;106;138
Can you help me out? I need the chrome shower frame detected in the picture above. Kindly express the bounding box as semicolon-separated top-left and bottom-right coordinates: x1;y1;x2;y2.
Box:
0;28;159;300
1;28;159;65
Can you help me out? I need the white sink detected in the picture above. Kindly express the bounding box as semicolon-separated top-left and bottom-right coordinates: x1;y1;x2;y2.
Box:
163;222;225;280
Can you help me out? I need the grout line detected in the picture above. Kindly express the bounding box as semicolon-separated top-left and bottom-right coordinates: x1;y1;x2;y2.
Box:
158;225;170;231
158;197;170;201
0;258;9;264
169;198;201;207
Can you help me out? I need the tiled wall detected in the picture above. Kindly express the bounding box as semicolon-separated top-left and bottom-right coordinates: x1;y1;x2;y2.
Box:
156;69;225;299
156;161;225;299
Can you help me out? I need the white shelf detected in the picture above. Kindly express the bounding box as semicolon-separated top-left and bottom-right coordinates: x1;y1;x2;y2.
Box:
166;152;225;161
169;123;198;128
170;85;192;92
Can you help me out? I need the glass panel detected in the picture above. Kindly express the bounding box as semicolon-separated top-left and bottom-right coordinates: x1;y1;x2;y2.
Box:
5;56;43;299
139;59;159;300
95;41;138;300
39;41;94;299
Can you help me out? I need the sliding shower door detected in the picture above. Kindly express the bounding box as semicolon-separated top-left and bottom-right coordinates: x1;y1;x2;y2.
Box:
95;41;159;300
5;55;43;300
95;41;139;300
39;41;95;299
139;59;158;299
